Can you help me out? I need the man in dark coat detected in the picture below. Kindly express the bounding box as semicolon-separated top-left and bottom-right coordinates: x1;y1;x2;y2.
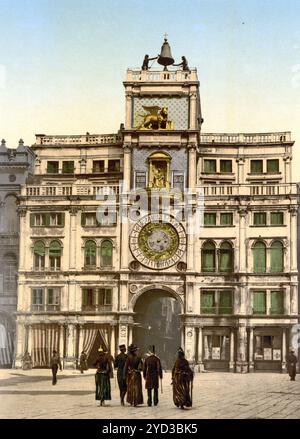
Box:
79;350;88;373
50;350;62;385
114;344;128;405
143;345;163;407
124;344;144;407
94;346;112;406
287;349;297;381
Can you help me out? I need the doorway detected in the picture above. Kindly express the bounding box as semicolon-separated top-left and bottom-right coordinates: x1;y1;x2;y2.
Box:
133;290;181;369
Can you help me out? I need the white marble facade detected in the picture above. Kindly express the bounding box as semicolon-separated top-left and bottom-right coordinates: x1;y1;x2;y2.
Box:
14;66;298;372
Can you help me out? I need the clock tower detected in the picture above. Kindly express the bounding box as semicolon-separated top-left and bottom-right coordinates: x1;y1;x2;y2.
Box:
119;39;202;365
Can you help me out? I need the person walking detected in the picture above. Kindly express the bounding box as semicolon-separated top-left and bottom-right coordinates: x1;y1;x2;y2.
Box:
287;349;297;381
124;344;143;407
50;350;62;385
79;350;88;374
94;346;112;406
143;345;163;407
171;347;193;409
114;344;128;405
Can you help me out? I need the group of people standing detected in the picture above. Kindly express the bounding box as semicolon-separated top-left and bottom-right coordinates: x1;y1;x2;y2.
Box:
94;344;194;410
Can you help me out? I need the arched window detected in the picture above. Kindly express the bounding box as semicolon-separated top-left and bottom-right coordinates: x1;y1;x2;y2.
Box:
34;241;45;270
100;240;113;267
270;241;284;273
49;241;62;271
84;240;96;267
252;241;266;273
201;241;216;272
219;242;234;273
3;253;17;292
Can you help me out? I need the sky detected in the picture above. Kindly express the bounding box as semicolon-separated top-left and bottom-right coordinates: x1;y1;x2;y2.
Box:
0;0;300;180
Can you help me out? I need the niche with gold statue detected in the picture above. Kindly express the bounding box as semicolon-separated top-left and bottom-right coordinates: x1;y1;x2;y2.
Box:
147;151;171;190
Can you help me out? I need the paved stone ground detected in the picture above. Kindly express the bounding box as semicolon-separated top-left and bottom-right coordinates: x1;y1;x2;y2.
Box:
0;369;300;419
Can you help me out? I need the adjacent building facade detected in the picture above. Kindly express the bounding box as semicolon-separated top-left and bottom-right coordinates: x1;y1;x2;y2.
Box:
14;48;299;372
0;139;34;367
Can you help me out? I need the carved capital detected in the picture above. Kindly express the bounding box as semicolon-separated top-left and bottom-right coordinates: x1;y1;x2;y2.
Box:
69;206;80;216
17;207;27;217
289;206;298;216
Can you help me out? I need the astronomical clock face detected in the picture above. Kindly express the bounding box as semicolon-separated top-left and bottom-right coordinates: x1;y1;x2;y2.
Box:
130;214;186;270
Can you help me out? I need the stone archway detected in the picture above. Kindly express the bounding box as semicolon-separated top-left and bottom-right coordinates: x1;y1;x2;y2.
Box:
133;288;183;369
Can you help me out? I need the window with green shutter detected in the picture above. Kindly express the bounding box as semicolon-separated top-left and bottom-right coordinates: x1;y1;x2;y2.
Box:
47;161;59;173
99;288;112;306
219;242;234;272
201;242;216;272
253;291;266;314
100;240;113;267
270;291;284;315
253;241;266;273
204;213;216;226
219;290;233;314
84;240;96;267
201;291;216;314
270;212;284;225
49;240;62;271
204;159;216;173
267;159;279;173
250;160;263;174
220;160;232;173
220;212;233;226
33;241;45;270
62;161;74;174
253;212;267;226
270;241;284;272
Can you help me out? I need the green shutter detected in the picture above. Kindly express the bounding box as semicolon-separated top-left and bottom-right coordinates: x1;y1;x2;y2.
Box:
34;241;45;256
254;212;266;226
220;160;232;173
219;291;233;314
204;160;216;173
220;213;233;226
270;241;283;272
202;243;216;272
49;241;62;257
270;291;284;314
253;242;266;273
101;241;113;266
267;159;279;173
253;291;266;314
81;213;86;226
85;241;96;257
219;243;233;272
45;213;50;227
201;292;215;314
251;160;263;174
204;213;216;226
270;212;283;225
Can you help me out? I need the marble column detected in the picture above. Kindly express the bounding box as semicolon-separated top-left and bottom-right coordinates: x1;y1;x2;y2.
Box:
17;208;27;270
59;324;65;360
238;208;247;273
248;327;254;372
125;94;132;129
229;328;235;372
189;93;197;129
78;324;84;359
64;323;76;369
118;324;128;347
69;208;78;270
27;325;32;355
197;326;204;371
128;326;133;346
110;325;116;357
123;145;132;192
188;145;197;191
236;324;248;373
282;328;287;372
14;320;25;368
185;326;196;363
290;207;298;272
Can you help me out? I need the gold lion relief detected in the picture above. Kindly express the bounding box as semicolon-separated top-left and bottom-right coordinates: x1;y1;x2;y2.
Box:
136;106;174;130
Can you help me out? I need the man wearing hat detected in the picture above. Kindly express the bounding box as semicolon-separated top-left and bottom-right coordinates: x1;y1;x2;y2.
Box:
143;345;163;407
50;350;62;385
114;344;128;405
93;346;112;406
287;349;298;381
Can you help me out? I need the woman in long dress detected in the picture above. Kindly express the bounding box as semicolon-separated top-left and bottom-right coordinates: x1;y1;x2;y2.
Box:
94;347;112;406
124;344;144;407
172;347;193;409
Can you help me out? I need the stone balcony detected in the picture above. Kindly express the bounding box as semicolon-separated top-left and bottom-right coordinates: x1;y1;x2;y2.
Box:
34;133;120;146
200;132;292;144
125;68;198;83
